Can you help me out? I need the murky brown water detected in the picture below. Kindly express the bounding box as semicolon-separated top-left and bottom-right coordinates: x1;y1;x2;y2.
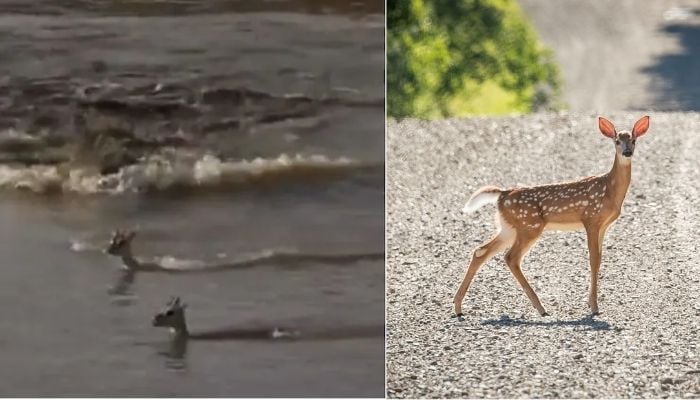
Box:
0;0;384;396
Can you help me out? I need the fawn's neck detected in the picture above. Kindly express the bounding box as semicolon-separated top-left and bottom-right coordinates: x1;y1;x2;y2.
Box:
170;325;189;339
168;316;189;339
119;248;141;269
605;152;632;207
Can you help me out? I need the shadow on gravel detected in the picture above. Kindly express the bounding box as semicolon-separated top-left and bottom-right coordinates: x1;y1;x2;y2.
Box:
480;314;620;331
641;13;700;110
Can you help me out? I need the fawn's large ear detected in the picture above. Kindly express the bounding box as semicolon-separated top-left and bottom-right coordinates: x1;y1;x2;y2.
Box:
173;297;186;309
598;117;616;138
632;115;650;138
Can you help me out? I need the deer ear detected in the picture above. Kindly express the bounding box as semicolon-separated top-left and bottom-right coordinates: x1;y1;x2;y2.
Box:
598;117;616;138
632;115;650;137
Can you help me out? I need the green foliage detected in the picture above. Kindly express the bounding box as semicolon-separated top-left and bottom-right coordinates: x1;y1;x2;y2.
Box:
387;0;562;118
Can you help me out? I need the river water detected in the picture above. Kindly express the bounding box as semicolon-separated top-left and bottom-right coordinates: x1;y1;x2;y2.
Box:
0;0;384;396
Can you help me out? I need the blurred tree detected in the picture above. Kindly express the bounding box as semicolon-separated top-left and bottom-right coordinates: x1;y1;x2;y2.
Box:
387;0;562;118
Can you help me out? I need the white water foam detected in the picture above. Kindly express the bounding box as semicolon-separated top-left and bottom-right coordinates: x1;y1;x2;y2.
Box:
0;151;364;195
153;256;207;270
69;238;104;253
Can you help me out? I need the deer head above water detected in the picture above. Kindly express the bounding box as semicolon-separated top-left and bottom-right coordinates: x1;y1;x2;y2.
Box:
454;116;650;318
106;229;136;257
153;296;189;336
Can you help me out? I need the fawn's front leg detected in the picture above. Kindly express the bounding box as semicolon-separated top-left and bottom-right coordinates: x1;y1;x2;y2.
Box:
584;224;605;315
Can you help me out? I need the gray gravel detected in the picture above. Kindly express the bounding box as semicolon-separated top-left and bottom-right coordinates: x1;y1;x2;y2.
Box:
386;113;700;398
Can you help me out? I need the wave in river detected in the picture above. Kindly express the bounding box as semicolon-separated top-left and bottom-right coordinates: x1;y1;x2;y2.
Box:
0;151;378;195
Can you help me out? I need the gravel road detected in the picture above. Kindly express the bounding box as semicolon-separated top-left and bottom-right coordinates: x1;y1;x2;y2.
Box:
386;112;700;398
519;0;700;111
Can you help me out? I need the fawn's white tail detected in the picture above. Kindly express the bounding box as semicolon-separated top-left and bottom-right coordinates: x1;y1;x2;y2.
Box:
462;186;502;214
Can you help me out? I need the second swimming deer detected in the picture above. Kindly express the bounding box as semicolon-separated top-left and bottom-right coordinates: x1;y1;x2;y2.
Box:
150;297;299;362
151;297;384;360
454;116;650;318
152;297;300;342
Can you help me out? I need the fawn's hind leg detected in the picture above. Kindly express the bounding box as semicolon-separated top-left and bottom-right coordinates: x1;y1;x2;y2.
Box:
504;230;547;316
453;219;514;316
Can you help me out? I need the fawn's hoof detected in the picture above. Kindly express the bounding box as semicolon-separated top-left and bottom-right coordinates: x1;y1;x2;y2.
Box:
452;313;465;322
589;302;600;315
540;311;549;317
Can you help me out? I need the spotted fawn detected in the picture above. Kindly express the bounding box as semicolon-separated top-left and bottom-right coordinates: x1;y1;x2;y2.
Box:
454;116;650;318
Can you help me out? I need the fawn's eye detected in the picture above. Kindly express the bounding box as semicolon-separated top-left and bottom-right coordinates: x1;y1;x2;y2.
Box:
165;310;174;316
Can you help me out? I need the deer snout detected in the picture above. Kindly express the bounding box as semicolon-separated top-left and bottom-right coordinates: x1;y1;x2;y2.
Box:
622;150;633;157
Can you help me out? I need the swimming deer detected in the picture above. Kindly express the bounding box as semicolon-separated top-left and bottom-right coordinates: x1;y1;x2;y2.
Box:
151;297;299;362
105;229;384;295
105;229;171;295
106;230;160;271
106;229;385;273
105;229;243;294
454;116;650;318
152;297;384;360
153;297;300;342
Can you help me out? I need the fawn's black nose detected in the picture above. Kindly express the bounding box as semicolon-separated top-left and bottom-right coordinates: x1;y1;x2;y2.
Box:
623;150;633;157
